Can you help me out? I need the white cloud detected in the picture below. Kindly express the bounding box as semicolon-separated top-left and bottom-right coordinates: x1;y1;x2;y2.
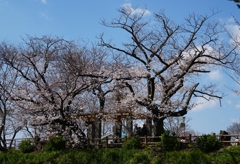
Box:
229;25;240;37
40;12;52;20
230;118;240;123
227;100;232;105
227;17;235;23
192;98;218;111
235;103;240;109
122;3;151;16
228;24;240;42
180;45;221;71
41;0;47;4
208;70;222;81
225;19;240;48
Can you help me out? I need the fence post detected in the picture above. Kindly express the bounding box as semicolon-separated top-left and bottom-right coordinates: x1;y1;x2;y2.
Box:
96;138;99;148
215;132;220;142
15;139;17;149
238;133;240;145
189;134;192;144
87;138;90;148
106;137;108;148
145;136;147;145
213;133;216;141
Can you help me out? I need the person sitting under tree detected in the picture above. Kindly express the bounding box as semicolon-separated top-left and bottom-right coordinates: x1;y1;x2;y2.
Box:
141;123;148;136
134;124;141;136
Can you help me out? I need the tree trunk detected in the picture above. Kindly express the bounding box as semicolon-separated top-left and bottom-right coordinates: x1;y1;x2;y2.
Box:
153;117;164;136
145;118;152;136
126;116;133;137
94;118;101;139
149;105;164;137
113;119;122;138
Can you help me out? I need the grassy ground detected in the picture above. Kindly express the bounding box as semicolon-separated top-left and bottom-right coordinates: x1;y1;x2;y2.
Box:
1;145;240;164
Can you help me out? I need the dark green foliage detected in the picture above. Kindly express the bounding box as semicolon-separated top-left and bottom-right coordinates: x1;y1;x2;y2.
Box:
121;149;139;162
160;131;182;151
211;146;240;163
127;152;150;164
55;150;92;164
0;149;23;164
196;134;221;153
123;136;142;149
18;139;35;153
128;148;154;164
45;135;66;151
2;143;240;163
28;151;61;164
101;148;122;164
164;150;208;164
0;146;240;163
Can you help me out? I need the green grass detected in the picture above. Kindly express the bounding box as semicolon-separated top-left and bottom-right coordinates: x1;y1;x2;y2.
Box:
0;146;240;164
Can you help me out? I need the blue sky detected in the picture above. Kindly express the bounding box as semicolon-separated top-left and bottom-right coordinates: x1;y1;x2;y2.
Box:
1;0;240;135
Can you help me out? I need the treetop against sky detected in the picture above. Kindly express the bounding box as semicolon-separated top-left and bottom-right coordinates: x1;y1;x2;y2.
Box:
0;0;239;135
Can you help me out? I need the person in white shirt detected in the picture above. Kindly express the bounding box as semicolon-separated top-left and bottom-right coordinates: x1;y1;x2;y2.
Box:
234;137;239;146
181;137;186;143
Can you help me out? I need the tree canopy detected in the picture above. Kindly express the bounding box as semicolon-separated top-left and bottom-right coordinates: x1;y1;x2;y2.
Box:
99;7;238;135
0;7;239;149
227;122;240;136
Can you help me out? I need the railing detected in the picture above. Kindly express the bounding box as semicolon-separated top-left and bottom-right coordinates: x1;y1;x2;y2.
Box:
214;133;240;145
77;136;162;148
69;133;240;148
5;138;31;149
5;133;240;149
81;133;240;148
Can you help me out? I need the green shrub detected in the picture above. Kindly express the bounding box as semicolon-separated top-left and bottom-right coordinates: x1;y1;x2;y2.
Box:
123;136;141;149
18;139;35;153
30;151;61;164
127;152;150;164
4;147;240;163
210;146;240;163
0;149;23;164
164;150;208;164
102;149;121;164
184;149;208;163
160;131;182;151
196;134;221;153
45;135;65;151
121;149;138;163
56;151;85;164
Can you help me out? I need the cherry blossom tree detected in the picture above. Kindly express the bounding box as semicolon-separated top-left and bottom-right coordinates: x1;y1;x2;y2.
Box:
0;56;22;149
164;117;193;137
63;45;123;139
227;121;240;135
0;35;128;146
99;7;238;136
225;16;240;95
0;36;98;146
